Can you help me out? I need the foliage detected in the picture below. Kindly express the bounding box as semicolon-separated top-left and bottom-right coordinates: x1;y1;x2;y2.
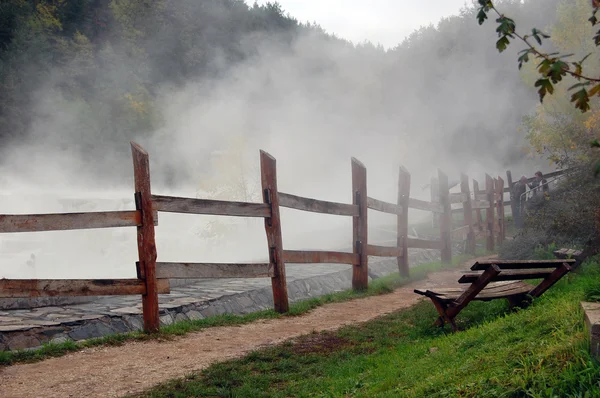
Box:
501;167;600;259
134;259;600;397
477;0;600;112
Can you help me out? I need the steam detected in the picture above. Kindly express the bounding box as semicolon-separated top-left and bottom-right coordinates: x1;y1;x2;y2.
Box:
0;1;551;279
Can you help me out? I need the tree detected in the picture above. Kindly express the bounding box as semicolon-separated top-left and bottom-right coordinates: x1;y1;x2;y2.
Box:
476;0;600;112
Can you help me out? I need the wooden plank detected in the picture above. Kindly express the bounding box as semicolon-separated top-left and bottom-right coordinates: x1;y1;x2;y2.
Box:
449;192;467;204
450;225;469;242
367;196;402;215
471;259;576;270
279;192;358;216
438;169;452;264
474;193;488;201
461;173;475;255
397;166;410;277
0;210;154;233
261;150;289;313
156;262;274;279
152;195;271;218
366;244;403;257
283;250;359;265
0;278;170;298
407;238;441;250
506;170;516;220
472;200;490;209
496;176;505;244
472;179;483;232
408;197;444;213
485;174;495;251
131;141;160;333
458;268;556;283
422;281;529;295
424;284;532;301
352;157;369;290
430;177;440;227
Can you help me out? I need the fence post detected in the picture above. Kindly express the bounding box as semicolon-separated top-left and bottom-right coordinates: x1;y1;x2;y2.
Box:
430;177;440;228
352;158;368;290
461;173;475;255
496;176;505;244
472;179;483;232
130;142;159;333
397;166;410;277
260;150;289;313
506;170;515;221
485;174;495;252
438;170;452;264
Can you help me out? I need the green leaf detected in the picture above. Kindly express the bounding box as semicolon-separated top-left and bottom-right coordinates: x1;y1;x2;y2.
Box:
477;9;488;25
558;53;574;59
534;78;554;102
580;53;593;64
537;59;552;74
517;50;530;69
568;82;591;91
570;88;590;112
547;60;569;83
496;16;516;37
594;159;600;177
496;36;510;52
591;139;600;148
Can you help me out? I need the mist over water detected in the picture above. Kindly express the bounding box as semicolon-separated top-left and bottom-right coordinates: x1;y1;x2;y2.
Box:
0;0;555;279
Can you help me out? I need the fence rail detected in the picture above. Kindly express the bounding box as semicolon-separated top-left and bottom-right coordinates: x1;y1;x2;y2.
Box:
0;140;569;334
279;192;358;216
152;195;271;217
0;210;155;233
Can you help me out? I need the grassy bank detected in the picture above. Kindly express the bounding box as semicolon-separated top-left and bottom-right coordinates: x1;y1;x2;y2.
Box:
134;258;600;398
0;254;471;366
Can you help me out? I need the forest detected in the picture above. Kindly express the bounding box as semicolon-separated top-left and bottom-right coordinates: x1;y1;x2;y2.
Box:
0;0;595;192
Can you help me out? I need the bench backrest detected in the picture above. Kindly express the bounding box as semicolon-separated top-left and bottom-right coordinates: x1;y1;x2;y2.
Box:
458;259;576;284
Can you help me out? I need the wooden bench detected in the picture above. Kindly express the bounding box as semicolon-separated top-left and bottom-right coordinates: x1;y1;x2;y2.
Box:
414;259;575;331
553;248;587;269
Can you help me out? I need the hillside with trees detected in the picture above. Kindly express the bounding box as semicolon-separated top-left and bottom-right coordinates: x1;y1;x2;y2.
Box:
0;0;573;189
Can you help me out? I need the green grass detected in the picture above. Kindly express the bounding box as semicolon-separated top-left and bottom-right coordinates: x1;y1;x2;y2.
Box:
133;258;600;398
0;254;472;367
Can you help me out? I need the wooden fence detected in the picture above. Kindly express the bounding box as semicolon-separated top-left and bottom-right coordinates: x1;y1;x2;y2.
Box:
0;142;566;333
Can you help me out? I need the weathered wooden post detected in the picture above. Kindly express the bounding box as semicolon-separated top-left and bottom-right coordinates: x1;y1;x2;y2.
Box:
260;151;289;313
438;170;452;264
506;170;516;222
497;176;505;244
131;142;160;333
430;177;440;228
485;174;495;252
461;173;475;255
397;166;410;277
352;158;368;290
473;179;483;232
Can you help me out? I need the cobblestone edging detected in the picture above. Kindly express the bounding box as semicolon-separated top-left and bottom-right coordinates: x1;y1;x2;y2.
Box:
582;301;600;360
0;249;442;351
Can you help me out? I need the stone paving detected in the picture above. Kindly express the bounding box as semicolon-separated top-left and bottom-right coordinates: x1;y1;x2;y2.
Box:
0;248;444;351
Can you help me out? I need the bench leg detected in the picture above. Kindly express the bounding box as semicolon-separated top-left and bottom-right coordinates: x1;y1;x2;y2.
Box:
528;262;572;299
428;296;458;331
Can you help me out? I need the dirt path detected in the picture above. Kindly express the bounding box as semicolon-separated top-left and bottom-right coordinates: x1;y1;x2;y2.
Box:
0;256;494;398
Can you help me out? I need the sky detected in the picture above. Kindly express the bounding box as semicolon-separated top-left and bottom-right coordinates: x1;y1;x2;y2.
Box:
255;0;471;49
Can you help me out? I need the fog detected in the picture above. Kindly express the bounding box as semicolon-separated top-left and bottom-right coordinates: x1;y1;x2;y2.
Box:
0;0;553;279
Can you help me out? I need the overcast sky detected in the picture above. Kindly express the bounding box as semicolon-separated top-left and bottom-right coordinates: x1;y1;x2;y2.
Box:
255;0;472;49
